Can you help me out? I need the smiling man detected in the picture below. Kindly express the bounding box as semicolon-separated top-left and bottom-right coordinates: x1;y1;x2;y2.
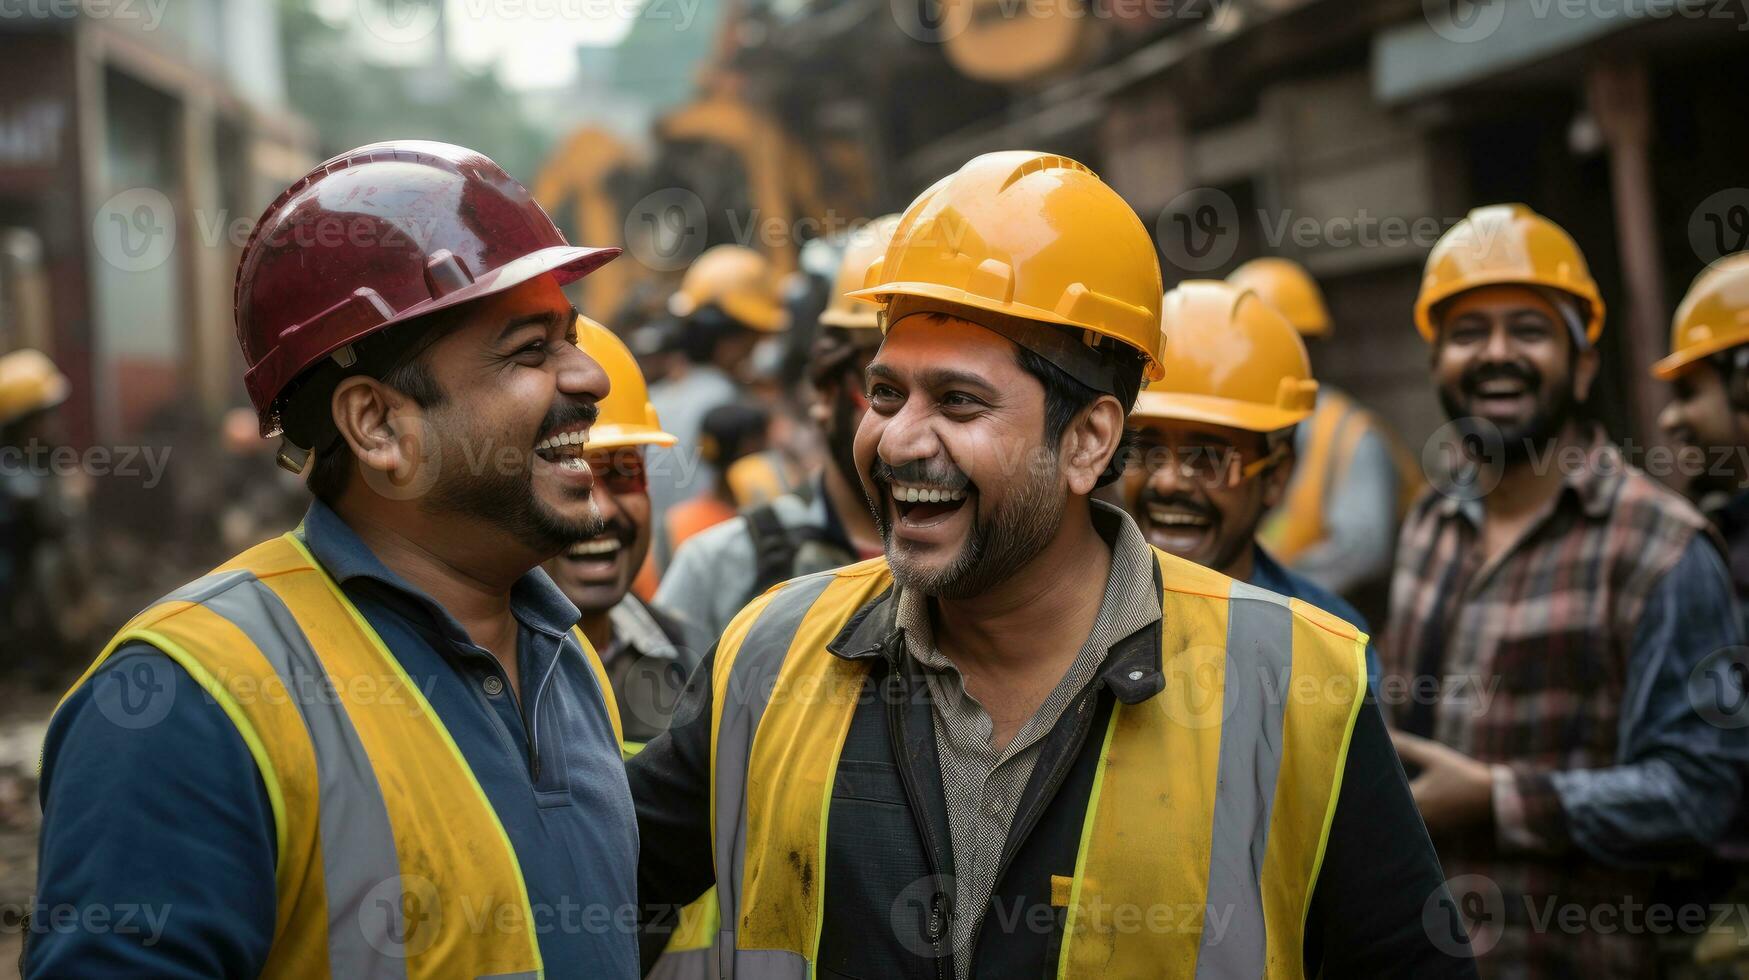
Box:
30;142;641;977
629;151;1470;978
1655;253;1749;632
1383;205;1748;978
1124;280;1378;685
544;317;710;748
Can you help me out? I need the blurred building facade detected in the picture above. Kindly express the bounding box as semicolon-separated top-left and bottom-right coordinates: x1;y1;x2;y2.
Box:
689;0;1749;455
0;0;315;449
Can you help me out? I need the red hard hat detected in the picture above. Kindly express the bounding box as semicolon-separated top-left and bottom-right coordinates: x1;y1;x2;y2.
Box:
234;140;620;436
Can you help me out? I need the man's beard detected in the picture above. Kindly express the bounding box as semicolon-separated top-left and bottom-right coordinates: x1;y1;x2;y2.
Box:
1438;360;1578;466
423;408;606;555
872;452;1065;600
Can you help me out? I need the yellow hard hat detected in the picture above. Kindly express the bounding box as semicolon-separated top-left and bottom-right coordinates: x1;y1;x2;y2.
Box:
1227;257;1331;338
1651;253;1749;380
1133;281;1318;433
0;348;70;427
668;244;788;332
576;316;677;450
1414;203;1604;343
818;214;902;330
848;151;1166;380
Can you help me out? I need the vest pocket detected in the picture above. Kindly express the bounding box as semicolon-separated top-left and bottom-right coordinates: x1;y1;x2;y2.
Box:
1041;875;1073;978
832;758;910;806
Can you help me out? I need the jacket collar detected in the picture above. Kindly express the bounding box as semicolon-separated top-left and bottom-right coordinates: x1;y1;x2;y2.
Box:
823;542;1167;706
1435;423;1620;525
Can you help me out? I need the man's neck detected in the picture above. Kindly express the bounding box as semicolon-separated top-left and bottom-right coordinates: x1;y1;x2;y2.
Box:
823;462;882;556
1483;422;1588;522
333;494;534;688
580;608;613;655
932;500;1112;678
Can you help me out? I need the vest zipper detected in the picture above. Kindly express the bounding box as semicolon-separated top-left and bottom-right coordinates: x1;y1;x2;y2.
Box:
961;685;1100;979
887;667;952;980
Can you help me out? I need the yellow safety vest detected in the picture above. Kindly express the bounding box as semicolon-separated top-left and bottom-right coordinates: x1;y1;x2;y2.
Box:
1261;389;1421;564
583;631;723;980
707;551;1368;978
48;532;622;979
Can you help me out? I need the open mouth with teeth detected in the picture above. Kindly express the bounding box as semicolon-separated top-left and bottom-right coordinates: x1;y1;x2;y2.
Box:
535;426;592;472
890;481;971;527
1465;375;1537;418
1140;500;1218;557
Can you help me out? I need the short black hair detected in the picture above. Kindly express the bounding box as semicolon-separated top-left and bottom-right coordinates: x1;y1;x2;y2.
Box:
1014;342;1146;489
281;304;468;504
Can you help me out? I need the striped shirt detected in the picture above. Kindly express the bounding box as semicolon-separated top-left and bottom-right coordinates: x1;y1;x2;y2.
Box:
895;501;1160;979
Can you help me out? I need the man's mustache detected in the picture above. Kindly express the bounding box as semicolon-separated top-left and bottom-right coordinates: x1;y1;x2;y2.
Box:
536;400;600;443
869;457;971;493
1459;361;1541;398
1139;490;1216;521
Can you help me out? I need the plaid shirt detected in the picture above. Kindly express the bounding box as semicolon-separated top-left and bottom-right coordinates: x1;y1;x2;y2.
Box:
1382;428;1746;979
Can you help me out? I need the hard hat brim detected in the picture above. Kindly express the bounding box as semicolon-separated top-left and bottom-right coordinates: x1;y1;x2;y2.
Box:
1415;278;1605;344
848;280;1164;380
1130;390;1311;434
585;424;679;451
816;308;881;330
1650;334;1749;381
246;244;620;435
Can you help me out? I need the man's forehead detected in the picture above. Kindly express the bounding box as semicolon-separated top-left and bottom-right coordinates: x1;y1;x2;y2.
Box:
871;314;1019;374
1443;285;1560;322
1136;417;1242;445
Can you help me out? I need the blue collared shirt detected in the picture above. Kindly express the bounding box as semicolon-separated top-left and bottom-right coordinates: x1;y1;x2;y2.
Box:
1250;544;1382;689
30;502;638;978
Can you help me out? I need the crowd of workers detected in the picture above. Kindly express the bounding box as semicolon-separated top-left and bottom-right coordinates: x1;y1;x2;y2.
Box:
11;138;1749;979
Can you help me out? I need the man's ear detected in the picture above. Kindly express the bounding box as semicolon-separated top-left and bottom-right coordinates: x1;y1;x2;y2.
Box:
331;376;431;491
1573;345;1602;404
1262;439;1295;510
1063;395;1126;497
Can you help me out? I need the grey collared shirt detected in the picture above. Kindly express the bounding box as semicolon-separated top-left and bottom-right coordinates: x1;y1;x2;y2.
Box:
895;501;1161;978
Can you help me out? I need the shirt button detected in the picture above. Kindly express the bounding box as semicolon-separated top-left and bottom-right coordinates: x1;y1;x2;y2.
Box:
482;675;505;697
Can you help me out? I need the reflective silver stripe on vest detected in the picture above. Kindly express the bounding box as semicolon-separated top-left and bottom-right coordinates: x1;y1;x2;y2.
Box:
711;572;837;980
645;946;717;980
1195;579;1294;980
161;571;411;980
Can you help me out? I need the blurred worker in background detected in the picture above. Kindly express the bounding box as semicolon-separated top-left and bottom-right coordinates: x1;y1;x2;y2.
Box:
1651;252;1749;977
655;216;897;639
0;347;96;686
31;142;641;976
1383;204;1747;979
655;400;774;568
214;405;307;555
1123;280;1379;685
1656;252;1749;630
645;244;789;548
545;317;711;748
631;152;1470;978
1232;257;1414;604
